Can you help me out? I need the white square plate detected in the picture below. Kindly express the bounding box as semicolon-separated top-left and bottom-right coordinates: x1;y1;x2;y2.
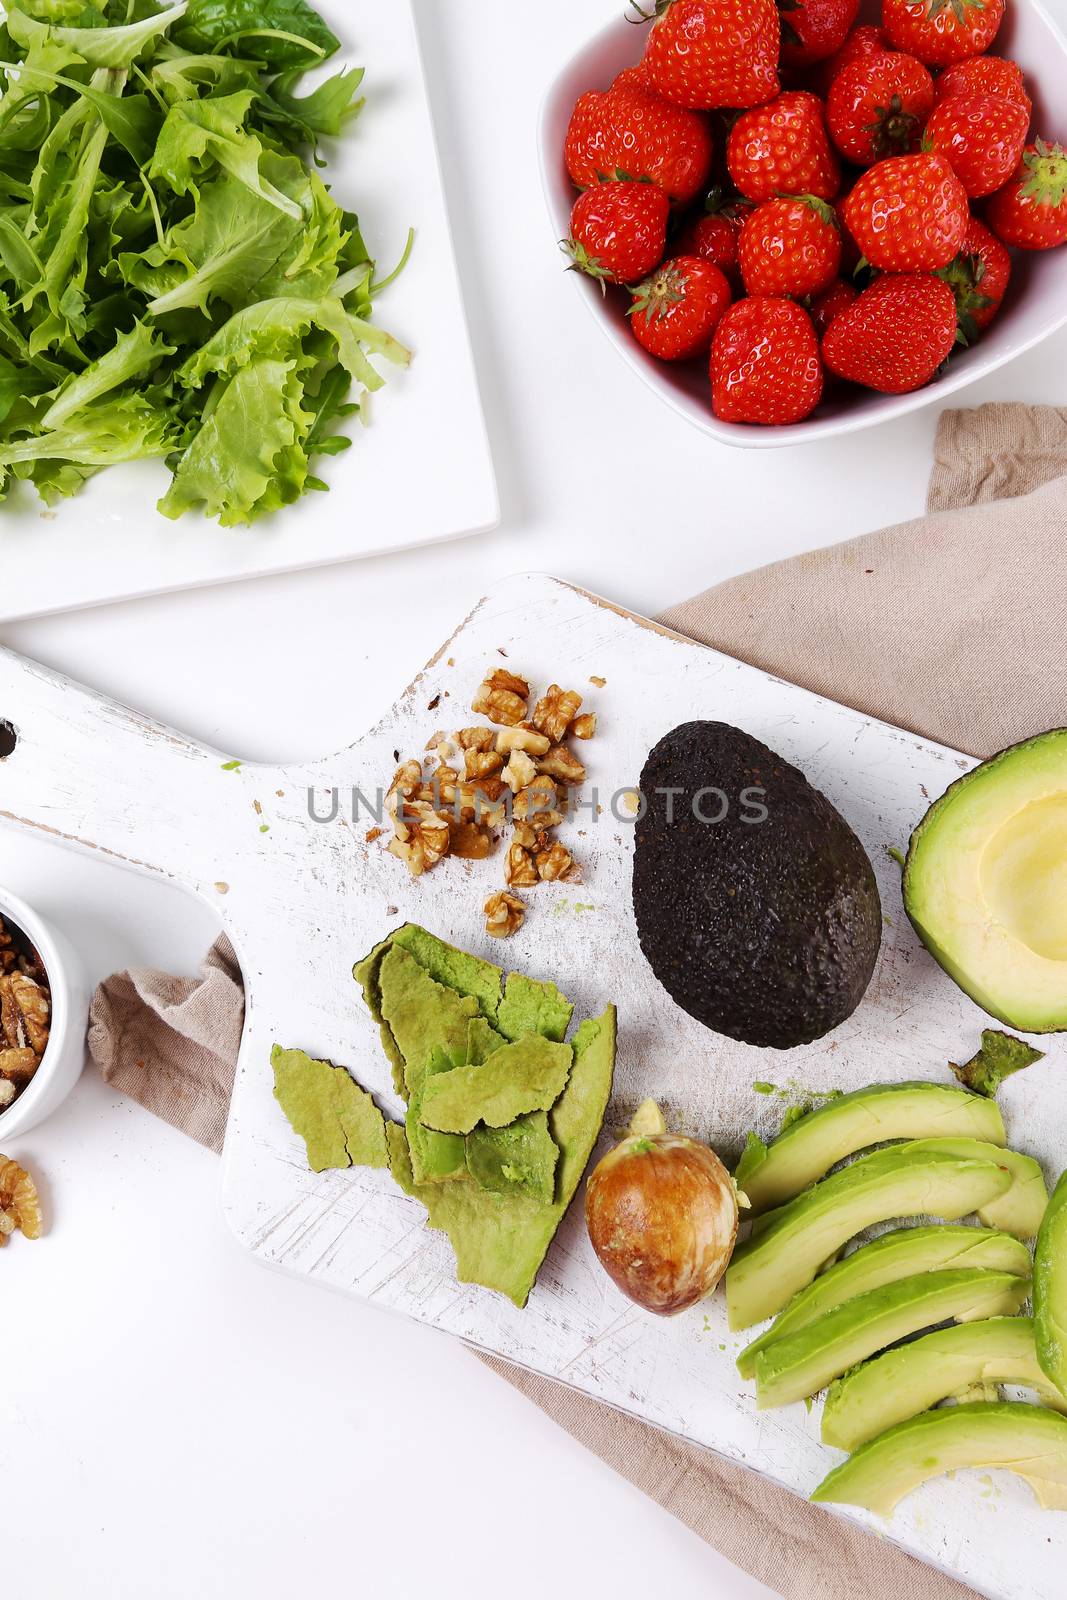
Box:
0;0;498;621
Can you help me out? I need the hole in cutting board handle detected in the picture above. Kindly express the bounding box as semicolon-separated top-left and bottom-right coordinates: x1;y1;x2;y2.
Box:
0;721;17;760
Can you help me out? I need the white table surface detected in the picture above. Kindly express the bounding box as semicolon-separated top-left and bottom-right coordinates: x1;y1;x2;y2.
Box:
3;3;1066;1595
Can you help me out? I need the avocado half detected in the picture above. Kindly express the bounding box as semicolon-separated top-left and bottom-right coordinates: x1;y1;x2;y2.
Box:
632;723;882;1050
904;729;1067;1032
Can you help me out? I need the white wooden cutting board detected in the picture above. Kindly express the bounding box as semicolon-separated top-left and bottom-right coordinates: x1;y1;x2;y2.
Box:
0;572;1063;1600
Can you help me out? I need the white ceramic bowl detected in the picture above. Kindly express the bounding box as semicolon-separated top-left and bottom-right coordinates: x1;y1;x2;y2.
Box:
0;887;87;1139
540;0;1067;447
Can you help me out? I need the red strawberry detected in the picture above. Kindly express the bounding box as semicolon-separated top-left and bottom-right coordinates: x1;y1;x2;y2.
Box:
727;91;840;202
779;0;859;69
822;273;957;391
564;82;714;203
842;151;968;270
639;0;780;111
629;255;732;359
827;50;934;164
809;277;858;337
711;297;823;423
811;23;887;94
676;195;752;281
935;54;1031;120
565;181;671;283
924;93;1029;199
883;0;1005;67
937;216;1012;338
986;140;1067;250
612;64;655;91
739;195;841;297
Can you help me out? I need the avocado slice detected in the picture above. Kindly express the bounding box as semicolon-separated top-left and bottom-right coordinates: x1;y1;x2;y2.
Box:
465;1113;560;1203
907;1137;1048;1239
904;730;1067;1032
822;1317;1067;1452
725;1144;1013;1330
405;1044;468;1185
631;722;882;1050
376;944;480;1100
419;1036;573;1134
812;1402;1067;1515
735;1083;1006;1215
737;1224;1030;1378
272;1045;389;1172
754;1269;1029;1409
1035;1169;1067;1398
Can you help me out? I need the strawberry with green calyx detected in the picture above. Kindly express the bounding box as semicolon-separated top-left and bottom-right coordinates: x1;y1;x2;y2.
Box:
842;150;968;270
739;195;841;297
937;217;1011;342
778;0;859;70
629;255;732;360
711;297;823;424
563;79;714;203
923;93;1029;200
827;49;934;164
635;0;780;112
986;140;1067;251
727;91;840;202
565;180;671;285
822;273;957;392
883;0;1005;67
677;189;753;282
934;54;1031;120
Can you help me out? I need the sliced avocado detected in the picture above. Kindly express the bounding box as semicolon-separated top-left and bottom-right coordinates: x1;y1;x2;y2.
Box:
1035;1169;1067;1398
405;1043;467;1185
907;1137;1048;1239
419;1036;573;1134
391;922;503;1023
386;1004;616;1307
725;1144;1013;1330
822;1317;1067;1452
737;1224;1030;1379
754;1269;1029;1409
735;1082;1005;1215
353;936;408;1097
376;944;479;1100
812;1402;1067;1516
272;1045;389;1172
904;730;1067;1032
631;722;882;1050
466;1113;560;1202
497;971;573;1043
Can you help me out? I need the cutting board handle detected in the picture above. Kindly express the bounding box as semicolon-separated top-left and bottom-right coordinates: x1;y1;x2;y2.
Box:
0;645;234;890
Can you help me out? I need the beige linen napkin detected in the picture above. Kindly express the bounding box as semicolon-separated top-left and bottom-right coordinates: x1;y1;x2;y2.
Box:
88;401;1067;1600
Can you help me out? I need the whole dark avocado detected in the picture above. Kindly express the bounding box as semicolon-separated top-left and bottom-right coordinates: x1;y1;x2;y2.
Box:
632;722;882;1050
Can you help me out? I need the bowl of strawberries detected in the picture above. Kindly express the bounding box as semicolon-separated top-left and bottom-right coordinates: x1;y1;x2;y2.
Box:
541;0;1067;444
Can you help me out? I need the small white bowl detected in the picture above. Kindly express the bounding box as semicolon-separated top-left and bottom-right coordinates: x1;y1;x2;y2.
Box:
0;888;87;1139
539;0;1067;448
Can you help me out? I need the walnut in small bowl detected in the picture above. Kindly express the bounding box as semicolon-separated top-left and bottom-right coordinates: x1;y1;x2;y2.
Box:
0;913;51;1114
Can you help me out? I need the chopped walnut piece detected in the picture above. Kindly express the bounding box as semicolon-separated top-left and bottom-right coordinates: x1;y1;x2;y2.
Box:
502;748;539;794
0;1080;14;1110
388;759;423;799
495;725;551;757
504;842;540;888
0;1155;43;1239
571;713;597;740
531;684;582;744
538;745;586;786
472;669;529;727
0;1047;38;1085
424;731;455;762
512;820;552;853
449;820;494;860
485;891;526;939
537;842;575;882
589;675;607;689
387;802;450;876
456;726;496;752
9;973;48;1055
513;777;564;829
464;748;504;783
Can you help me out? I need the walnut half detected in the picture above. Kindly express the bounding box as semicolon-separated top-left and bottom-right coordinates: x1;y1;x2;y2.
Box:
484;891;526;940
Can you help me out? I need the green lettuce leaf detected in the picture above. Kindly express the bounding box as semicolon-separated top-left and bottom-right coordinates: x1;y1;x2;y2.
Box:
172;0;339;69
150;91;303;219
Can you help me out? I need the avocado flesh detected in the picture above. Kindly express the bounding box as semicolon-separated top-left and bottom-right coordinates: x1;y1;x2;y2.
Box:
812;1402;1067;1516
736;1083;1006;1215
737;1225;1030;1379
904;729;1067;1032
1035;1170;1067;1398
754;1269;1029;1410
822;1317;1067;1452
906;1137;1048;1240
632;722;882;1050
725;1145;1013;1330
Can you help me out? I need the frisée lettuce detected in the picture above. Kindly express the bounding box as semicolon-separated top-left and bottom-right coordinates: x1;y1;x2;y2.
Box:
0;0;411;525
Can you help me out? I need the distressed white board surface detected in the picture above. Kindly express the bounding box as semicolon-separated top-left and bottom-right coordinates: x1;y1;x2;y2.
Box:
0;0;498;622
0;573;1064;1600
